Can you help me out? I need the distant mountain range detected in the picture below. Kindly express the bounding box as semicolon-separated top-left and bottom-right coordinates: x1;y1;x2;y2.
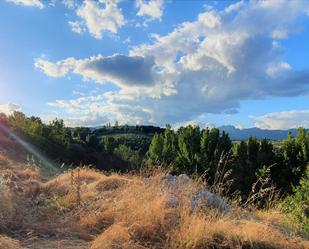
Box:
218;125;298;140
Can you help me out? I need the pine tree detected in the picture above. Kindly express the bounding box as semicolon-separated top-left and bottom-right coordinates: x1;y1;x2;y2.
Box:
162;124;176;164
147;133;164;165
176;125;201;174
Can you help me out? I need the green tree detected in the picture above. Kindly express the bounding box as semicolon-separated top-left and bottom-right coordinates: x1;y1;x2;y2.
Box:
86;134;99;148
100;136;116;154
162;124;177;164
232;137;274;197
247;136;260;165
114;145;142;169
295;128;309;162
232;141;250;195
72;127;91;142
9;111;28;131
275;128;309;192
147;133;164;165
175;125;201;174
258;138;274;167
200;128;232;178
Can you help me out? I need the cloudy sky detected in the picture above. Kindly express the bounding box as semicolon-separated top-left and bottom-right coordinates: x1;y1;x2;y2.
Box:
0;0;309;129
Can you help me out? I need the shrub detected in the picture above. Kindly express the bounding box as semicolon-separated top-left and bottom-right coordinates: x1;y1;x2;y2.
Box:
113;145;142;169
283;164;309;234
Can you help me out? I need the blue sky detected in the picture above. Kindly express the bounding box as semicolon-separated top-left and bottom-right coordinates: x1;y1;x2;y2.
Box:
0;0;309;129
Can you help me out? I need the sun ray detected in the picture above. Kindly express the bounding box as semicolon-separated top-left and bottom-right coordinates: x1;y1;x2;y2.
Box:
0;123;60;176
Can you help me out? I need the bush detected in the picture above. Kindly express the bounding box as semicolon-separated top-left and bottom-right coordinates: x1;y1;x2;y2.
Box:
113;145;142;169
283;165;309;234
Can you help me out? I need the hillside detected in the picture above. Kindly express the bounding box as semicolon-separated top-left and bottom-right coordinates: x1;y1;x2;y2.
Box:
0;144;308;249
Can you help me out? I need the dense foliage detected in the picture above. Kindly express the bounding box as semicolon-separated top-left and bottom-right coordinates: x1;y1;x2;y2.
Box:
147;124;309;196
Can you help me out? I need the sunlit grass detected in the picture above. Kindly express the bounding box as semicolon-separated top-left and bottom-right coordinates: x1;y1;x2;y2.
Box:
0;151;308;249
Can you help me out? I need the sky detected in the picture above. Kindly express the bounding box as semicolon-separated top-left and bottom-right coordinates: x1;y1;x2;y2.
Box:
0;0;309;129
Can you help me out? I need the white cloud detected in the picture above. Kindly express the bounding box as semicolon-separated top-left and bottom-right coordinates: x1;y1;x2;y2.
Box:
136;0;164;21
68;21;85;34
62;0;75;9
73;0;125;39
39;0;309;126
6;0;44;8
173;119;215;130
130;9;222;71
0;103;21;115
252;110;309;130
34;57;76;77
266;62;291;77
224;1;244;14
47;93;152;126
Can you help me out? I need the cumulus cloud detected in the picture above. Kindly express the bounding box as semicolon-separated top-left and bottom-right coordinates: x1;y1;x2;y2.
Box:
6;0;44;8
136;0;164;21
47;93;152;126
35;54;157;87
252;110;309;130
0;103;21;115
35;57;76;77
71;0;125;39
40;0;309;126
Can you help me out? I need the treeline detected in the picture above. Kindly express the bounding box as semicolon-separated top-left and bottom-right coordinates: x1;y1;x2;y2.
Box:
1;111;308;197
0;112;149;170
147;125;309;196
94;125;164;136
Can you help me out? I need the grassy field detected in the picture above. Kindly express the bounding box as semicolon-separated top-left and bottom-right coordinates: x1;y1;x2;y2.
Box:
0;149;308;249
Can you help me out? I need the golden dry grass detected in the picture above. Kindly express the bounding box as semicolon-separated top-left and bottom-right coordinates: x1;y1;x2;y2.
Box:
0;154;43;232
90;223;150;249
0;188;14;231
0;153;308;249
0;235;23;249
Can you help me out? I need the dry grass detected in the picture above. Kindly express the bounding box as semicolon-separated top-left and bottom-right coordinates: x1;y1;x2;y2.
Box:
0;179;14;231
168;211;306;249
0;235;23;249
0;154;43;232
90;223;135;249
0;153;308;249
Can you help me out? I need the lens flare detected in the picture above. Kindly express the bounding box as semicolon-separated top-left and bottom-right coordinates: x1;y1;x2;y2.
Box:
0;123;60;176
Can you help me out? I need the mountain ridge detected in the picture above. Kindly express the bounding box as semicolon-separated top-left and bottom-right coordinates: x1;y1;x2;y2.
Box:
218;125;299;140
